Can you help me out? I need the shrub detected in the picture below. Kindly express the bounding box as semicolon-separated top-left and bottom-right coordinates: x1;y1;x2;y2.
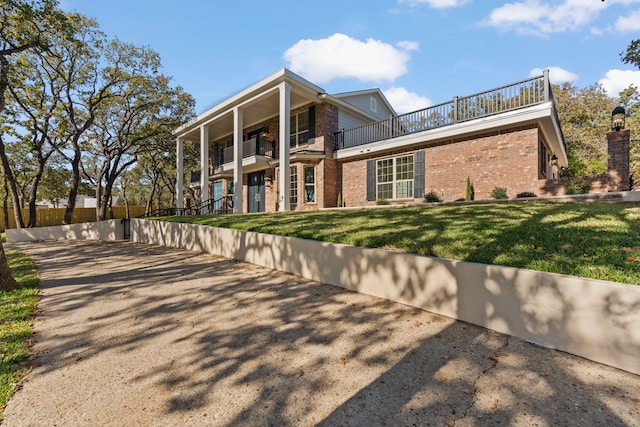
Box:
565;177;591;195
424;191;442;203
376;198;389;205
465;177;474;201
490;187;508;199
516;191;537;198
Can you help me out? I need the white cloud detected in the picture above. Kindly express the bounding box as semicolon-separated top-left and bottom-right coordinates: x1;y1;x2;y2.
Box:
383;87;432;114
529;66;579;84
484;0;609;35
398;0;469;8
283;34;417;84
396;40;420;51
599;69;640;98
615;9;640;32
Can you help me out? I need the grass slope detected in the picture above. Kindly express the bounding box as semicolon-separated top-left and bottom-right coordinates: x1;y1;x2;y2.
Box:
0;251;39;421
161;201;640;285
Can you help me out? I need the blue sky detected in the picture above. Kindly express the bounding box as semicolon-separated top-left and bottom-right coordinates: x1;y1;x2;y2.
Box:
61;0;640;114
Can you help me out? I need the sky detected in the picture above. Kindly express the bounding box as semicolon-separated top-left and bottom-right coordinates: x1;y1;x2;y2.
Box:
60;0;640;115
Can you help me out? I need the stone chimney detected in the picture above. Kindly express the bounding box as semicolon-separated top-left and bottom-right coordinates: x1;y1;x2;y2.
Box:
607;129;631;191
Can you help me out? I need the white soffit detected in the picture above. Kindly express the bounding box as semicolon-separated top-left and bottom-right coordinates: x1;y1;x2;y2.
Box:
334;102;560;161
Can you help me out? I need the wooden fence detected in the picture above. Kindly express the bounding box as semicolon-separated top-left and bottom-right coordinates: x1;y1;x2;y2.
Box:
1;206;147;230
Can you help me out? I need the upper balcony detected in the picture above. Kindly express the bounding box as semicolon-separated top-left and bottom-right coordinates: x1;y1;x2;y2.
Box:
220;137;277;165
334;73;561;151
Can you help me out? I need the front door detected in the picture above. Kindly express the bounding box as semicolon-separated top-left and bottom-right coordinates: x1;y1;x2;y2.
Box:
248;171;265;213
212;181;223;211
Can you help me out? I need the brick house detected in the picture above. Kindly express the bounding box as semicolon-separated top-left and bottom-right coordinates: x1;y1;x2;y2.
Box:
173;68;569;213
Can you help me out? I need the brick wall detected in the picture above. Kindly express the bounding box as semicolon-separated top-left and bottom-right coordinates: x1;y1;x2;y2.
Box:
538;175;611;196
425;127;539;201
318;103;340;208
607;130;631;192
538;130;631;196
340;126;542;205
341;160;370;207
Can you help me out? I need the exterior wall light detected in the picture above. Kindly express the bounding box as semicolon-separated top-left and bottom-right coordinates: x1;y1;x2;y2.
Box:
611;106;626;132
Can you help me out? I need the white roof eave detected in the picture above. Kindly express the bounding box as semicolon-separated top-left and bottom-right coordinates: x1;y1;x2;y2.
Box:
173;68;327;138
334;102;566;164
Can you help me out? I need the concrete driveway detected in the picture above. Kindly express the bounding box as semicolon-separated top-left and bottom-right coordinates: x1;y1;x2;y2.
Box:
3;240;639;426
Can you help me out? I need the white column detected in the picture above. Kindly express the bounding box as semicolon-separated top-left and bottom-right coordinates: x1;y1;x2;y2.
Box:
278;82;291;212
233;107;243;214
176;138;183;209
200;126;210;207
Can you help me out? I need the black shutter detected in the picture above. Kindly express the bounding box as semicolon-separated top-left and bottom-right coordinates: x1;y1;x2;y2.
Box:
414;151;425;198
366;159;376;201
308;106;316;139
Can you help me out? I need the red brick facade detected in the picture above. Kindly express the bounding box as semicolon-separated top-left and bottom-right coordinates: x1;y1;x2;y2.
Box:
537;129;631;196
341;126;546;205
198;101;630;213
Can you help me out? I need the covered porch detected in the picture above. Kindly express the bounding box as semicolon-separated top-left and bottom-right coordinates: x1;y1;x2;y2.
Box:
174;69;325;214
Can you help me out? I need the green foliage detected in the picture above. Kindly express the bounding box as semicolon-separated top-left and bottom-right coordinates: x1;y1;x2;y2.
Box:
516;192;537;198
621;39;640;69
565;177;591;195
553;82;614;176
160;202;640;285
490;187;508;199
424;191;441;203
0;251;39;420
376;198;389;205
38;166;70;207
336;193;342;208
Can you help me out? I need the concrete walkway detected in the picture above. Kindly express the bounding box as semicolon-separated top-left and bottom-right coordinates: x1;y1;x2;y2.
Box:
3;240;639;426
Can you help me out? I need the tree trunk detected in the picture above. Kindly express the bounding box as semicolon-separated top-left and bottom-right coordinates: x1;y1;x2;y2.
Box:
95;179;103;221
0;141;25;229
0;238;18;292
3;174;9;230
145;184;156;215
122;186;130;219
99;177;116;221
63;144;81;224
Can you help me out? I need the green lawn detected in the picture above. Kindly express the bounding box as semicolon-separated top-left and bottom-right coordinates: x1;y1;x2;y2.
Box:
160;201;640;285
0;251;39;421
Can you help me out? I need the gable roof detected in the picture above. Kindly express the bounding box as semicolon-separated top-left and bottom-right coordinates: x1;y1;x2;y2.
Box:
332;88;396;118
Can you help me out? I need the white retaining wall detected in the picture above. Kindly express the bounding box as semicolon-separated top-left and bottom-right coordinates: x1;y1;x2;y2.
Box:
6;219;125;243
131;218;640;375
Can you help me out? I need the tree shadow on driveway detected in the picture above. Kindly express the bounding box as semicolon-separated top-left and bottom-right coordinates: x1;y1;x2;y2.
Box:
3;240;639;426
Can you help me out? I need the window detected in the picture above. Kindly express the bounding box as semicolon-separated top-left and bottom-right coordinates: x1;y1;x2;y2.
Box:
304;166;315;203
290;110;310;148
370;96;377;113
376;155;414;199
290;166;298;204
539;141;548;178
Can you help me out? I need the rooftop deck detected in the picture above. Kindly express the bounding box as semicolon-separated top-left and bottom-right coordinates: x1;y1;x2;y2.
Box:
334;71;557;150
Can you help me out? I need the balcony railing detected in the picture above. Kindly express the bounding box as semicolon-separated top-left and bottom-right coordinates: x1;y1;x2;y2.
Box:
222;137;277;164
335;72;554;150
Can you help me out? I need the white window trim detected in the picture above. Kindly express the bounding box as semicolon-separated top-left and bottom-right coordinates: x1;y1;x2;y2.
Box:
376;154;414;200
303;165;315;203
290;166;298;204
290;110;310;148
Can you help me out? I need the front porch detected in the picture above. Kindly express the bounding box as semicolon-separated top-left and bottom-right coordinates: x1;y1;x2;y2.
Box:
174;69;327;214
